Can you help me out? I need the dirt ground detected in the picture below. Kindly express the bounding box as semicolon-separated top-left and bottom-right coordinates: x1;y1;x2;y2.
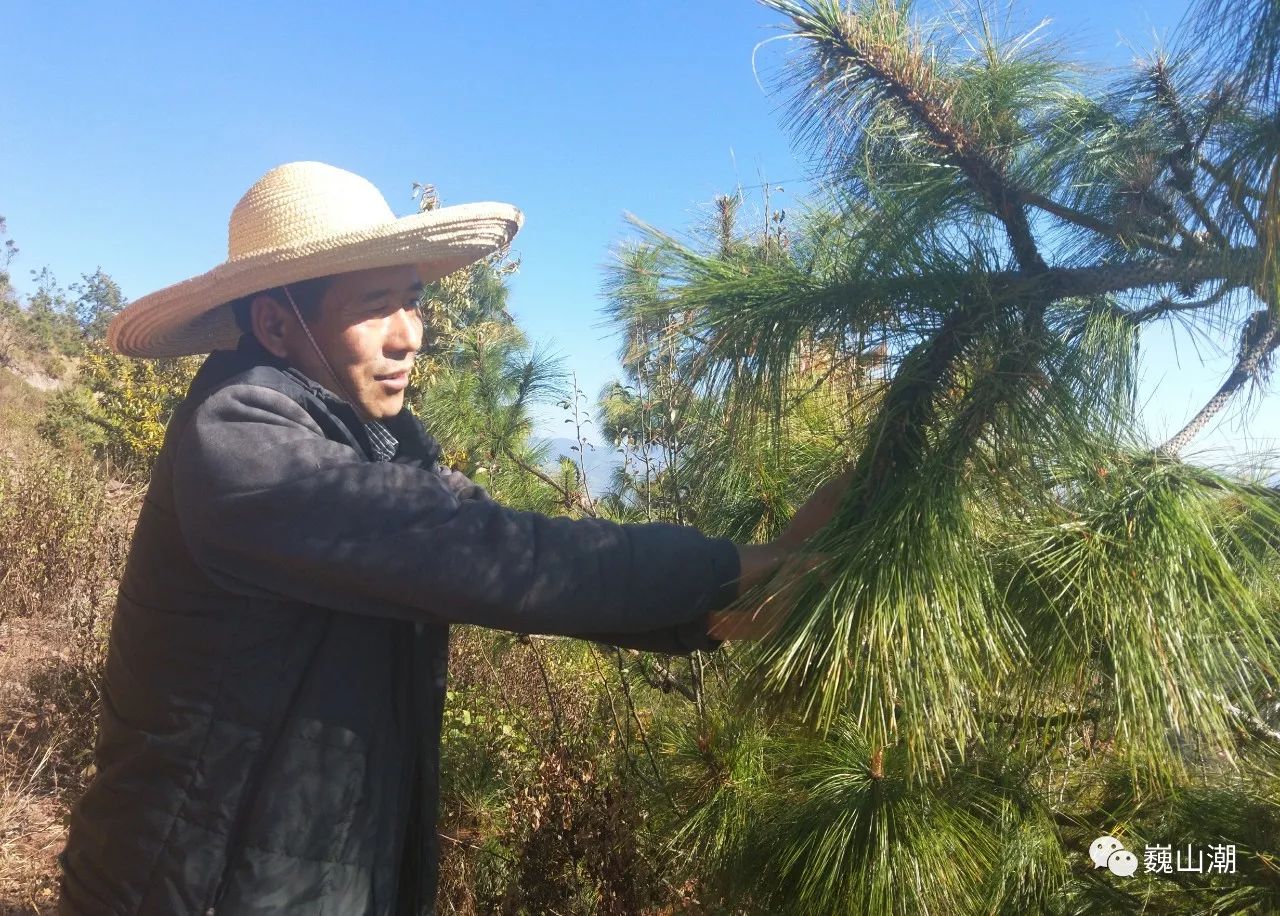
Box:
0;613;82;914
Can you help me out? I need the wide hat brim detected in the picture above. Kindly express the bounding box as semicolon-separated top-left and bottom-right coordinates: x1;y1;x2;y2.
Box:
108;201;523;358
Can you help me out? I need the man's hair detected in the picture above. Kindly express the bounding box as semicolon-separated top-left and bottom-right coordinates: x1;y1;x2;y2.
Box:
229;275;333;337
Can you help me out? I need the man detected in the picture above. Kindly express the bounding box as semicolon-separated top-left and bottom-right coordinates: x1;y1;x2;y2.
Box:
57;161;848;914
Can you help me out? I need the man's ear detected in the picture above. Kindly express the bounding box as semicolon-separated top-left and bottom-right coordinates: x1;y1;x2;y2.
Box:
249;294;293;359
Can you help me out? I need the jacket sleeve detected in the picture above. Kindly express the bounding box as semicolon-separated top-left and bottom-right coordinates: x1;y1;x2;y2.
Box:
170;383;741;640
562;579;736;654
435;451;737;655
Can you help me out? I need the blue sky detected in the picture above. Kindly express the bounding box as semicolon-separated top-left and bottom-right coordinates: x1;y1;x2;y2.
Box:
3;0;1274;469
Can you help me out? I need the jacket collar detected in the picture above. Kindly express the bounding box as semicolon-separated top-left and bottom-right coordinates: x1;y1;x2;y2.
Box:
186;334;444;469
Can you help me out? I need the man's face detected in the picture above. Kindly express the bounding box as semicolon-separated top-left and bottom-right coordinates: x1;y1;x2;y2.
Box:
262;264;426;421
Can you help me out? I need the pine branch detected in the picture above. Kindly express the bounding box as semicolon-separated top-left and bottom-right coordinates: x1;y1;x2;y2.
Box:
766;0;1048;271
992;708;1104;727
1226;700;1280;743
848;288;995;503
835;246;1258;313
1112;283;1232;324
1001;247;1260;301
1149;58;1231;248
1158;309;1280;455
623;648;699;702
505;448;596;516
1197;154;1265;237
1019;189;1183;257
626;238;1258;403
936;321;1050;469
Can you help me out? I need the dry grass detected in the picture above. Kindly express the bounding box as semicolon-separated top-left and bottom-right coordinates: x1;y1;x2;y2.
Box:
0;441;138;913
0;372;52;466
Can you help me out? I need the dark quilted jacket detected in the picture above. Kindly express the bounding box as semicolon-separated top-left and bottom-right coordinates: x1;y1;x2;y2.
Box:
57;334;740;914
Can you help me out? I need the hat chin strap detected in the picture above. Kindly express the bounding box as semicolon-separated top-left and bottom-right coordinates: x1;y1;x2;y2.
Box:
281;284;366;418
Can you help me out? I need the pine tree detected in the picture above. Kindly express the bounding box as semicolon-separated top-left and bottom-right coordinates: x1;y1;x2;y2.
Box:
609;1;1280;911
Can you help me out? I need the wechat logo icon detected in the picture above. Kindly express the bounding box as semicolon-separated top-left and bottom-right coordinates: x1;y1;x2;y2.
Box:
1089;835;1138;877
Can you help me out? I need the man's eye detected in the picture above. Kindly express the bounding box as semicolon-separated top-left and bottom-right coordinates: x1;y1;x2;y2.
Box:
364;296;424;317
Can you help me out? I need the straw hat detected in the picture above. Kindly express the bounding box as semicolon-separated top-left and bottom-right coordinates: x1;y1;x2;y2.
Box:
107;161;524;357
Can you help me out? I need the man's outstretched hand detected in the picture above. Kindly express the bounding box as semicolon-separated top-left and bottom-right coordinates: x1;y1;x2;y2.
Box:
774;463;855;549
707;547;833;641
707;466;855;642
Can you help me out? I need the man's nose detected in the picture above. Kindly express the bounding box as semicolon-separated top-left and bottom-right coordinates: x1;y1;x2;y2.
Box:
386;305;422;355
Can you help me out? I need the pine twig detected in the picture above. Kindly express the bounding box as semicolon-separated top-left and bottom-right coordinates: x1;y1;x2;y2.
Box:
1020;190;1183;258
623;648;698;702
521;634;564;740
612;648;682;815
586;645;672;807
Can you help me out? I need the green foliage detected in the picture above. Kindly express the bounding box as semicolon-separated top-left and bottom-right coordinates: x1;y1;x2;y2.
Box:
0;265;124;367
1005;453;1280;786
0;452;134;796
435;633;675;915
676;366;876;543
0;453;124;634
407;252;574;515
37;384;110;456
605;0;1280;773
3;262;184;474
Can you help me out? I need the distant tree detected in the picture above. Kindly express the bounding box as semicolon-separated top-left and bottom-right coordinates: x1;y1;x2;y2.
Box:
0;215;17;291
412;316;571;513
404;184;570;513
23;267;81;358
72;268;127;341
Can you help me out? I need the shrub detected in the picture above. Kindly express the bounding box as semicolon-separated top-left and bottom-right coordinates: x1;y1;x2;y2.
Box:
39;340;200;473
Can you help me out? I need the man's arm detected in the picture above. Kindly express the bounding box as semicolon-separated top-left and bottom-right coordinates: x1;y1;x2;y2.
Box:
707;468;856;641
170;383;738;639
431;461;739;655
431;436;845;652
571;616;722;655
